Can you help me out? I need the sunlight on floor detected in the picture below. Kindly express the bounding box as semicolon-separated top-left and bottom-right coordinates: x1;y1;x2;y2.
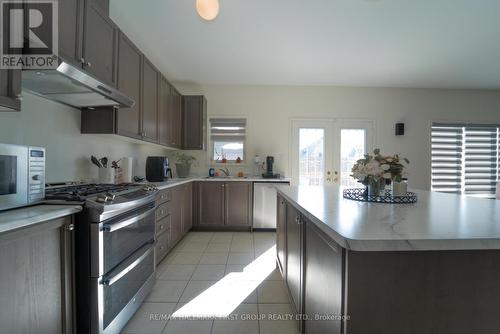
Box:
172;245;277;318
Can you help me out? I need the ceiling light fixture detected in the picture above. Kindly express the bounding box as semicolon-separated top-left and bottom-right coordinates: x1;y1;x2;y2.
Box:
196;0;220;21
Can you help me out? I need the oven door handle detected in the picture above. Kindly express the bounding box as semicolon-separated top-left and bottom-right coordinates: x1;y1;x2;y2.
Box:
101;242;155;286
101;206;156;232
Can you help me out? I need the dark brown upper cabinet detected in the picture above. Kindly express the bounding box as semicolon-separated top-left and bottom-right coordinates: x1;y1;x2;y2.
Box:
115;32;142;139
182;95;207;150
58;0;84;66
158;76;172;146
82;0;118;87
171;88;182;149
0;70;21;111
141;58;159;143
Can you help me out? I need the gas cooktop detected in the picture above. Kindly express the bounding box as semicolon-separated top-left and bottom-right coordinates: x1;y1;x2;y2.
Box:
45;183;140;202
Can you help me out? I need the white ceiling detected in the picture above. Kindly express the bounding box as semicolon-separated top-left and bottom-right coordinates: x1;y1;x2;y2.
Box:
110;0;500;89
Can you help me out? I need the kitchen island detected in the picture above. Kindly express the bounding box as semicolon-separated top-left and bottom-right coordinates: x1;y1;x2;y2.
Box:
275;185;500;334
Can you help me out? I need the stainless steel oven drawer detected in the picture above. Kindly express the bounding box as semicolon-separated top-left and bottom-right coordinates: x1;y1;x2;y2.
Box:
156;231;170;265
91;203;156;277
156;202;170;221
91;242;155;334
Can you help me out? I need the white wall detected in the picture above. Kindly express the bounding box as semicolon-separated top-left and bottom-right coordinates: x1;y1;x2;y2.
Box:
0;92;174;183
2;87;500;189
175;84;500;190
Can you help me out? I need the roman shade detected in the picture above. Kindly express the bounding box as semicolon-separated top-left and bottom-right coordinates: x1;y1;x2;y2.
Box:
210;118;247;141
431;123;500;195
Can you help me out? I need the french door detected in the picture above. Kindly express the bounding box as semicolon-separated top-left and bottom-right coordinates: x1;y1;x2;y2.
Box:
290;119;374;186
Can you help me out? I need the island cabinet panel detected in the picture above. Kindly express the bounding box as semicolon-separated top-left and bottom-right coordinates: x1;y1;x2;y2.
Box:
0;216;75;334
82;1;118;87
304;222;343;334
276;194;287;277
345;250;500;334
286;203;303;326
116;32;142;139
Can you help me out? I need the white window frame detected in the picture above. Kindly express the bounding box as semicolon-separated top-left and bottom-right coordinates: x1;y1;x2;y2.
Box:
209;117;248;165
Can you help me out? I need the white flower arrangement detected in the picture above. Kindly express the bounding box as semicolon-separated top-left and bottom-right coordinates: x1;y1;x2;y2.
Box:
351;149;409;187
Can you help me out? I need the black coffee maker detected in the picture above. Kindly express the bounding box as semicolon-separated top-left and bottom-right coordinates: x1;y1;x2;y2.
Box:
262;156;280;179
146;156;173;182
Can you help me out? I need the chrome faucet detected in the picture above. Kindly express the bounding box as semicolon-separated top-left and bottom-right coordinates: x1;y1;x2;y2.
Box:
219;167;230;177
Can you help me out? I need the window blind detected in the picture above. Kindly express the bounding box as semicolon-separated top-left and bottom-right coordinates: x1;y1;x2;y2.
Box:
210;118;246;141
431;123;500;195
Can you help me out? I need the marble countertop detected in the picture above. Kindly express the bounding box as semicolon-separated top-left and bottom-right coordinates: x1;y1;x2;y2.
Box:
276;185;500;251
152;176;291;190
0;205;82;236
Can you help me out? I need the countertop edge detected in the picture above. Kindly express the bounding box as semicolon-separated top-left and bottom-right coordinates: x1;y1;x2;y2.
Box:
276;187;500;252
0;205;82;236
153;177;291;190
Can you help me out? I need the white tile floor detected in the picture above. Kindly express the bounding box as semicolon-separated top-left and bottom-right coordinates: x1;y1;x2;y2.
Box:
121;231;299;334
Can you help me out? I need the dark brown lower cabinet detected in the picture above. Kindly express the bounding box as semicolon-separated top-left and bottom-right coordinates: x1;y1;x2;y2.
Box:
286;203;303;331
276;194;287;277
182;183;193;233
155;184;193;264
197;182;225;226
0;215;75;334
196;181;252;228
304;222;343;334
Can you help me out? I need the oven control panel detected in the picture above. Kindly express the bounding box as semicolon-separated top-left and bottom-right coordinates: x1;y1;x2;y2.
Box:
28;147;45;204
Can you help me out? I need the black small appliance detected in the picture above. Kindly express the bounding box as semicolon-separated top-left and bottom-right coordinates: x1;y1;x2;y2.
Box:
262;156;280;179
146;156;173;182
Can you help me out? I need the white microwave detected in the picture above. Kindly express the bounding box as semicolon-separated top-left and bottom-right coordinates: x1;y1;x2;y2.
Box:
0;143;45;211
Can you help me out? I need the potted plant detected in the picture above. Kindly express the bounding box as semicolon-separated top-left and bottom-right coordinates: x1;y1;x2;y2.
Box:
174;153;197;178
351;149;409;197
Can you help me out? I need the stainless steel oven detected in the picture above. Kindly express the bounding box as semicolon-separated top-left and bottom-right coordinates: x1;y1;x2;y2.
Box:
0;143;45;211
76;188;158;334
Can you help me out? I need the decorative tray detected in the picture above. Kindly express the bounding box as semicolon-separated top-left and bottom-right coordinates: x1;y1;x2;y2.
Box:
343;188;418;204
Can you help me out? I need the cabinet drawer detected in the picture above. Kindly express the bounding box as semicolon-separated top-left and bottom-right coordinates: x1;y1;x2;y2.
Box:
155;231;170;265
156;202;170;221
156;215;171;237
157;189;172;205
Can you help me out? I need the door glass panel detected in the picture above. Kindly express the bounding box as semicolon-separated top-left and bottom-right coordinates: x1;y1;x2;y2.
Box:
0;156;17;195
299;128;325;185
340;129;366;187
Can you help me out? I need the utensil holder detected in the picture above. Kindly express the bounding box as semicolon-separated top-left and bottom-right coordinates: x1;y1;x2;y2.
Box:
98;168;115;184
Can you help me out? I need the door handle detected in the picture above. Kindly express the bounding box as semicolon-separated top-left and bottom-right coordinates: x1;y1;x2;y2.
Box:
101;242;154;286
101;207;156;232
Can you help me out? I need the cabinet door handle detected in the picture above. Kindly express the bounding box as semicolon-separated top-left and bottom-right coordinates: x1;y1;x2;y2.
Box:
86;61;92;67
80;57;85;64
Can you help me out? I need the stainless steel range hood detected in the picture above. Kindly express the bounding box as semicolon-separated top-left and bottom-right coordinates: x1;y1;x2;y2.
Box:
22;61;134;108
